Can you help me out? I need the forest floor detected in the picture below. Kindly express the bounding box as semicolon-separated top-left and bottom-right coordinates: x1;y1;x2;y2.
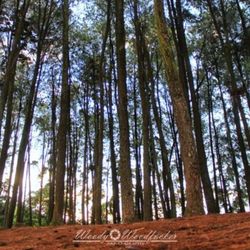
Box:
0;212;250;250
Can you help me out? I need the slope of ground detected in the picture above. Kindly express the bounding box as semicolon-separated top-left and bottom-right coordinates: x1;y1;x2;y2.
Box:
0;212;250;249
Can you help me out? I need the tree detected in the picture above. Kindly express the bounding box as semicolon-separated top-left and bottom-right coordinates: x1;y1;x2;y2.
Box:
206;0;250;206
6;0;56;228
1;0;250;228
114;0;135;222
168;0;218;213
52;0;70;225
133;0;152;221
154;0;204;216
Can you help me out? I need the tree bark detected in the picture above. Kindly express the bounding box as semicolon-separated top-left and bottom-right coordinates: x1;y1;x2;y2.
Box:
105;57;121;224
151;59;176;217
154;0;204;216
132;76;143;220
115;0;135;222
48;70;57;223
52;0;70;225
170;0;218;213
133;0;152;221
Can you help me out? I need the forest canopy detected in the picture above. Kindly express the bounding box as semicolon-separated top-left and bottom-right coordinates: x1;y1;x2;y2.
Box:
0;0;249;228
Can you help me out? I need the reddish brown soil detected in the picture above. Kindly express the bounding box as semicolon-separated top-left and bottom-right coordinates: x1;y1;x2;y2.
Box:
0;212;250;250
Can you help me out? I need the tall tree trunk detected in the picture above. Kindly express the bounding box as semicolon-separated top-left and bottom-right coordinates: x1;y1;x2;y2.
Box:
150;61;176;217
72;126;78;223
204;62;234;213
154;0;204;216
207;81;219;211
93;0;111;224
81;84;89;224
21;155;28;224
217;77;245;212
68;130;74;223
170;0;219;213
52;0;70;224
132;75;143;220
114;0;135;222
133;0;152;221
48;70;57;223
211;103;230;213
27;141;32;226
167;95;185;215
105;167;109;223
152;165;158;220
39;133;46;226
166;0;190;109
149;121;168;218
105;54;121;223
92;82;99;224
63;144;70;224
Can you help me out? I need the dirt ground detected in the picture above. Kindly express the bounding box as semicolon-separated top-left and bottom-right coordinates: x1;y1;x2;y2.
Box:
0;212;250;249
